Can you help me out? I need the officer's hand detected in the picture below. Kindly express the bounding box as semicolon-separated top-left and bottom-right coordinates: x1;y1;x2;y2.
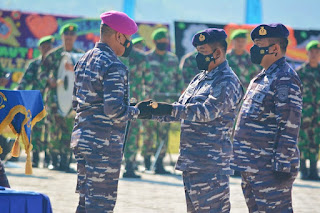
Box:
152;102;173;116
273;171;292;181
136;100;153;119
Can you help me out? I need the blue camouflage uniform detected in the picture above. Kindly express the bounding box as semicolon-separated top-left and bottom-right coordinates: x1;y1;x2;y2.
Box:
159;28;243;212
71;42;139;212
231;57;302;212
231;24;303;212
168;29;244;213
171;60;243;212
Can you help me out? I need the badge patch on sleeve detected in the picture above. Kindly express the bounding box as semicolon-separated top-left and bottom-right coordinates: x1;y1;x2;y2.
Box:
277;85;289;101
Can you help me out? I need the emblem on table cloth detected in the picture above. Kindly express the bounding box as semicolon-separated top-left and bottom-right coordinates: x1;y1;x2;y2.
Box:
0;92;7;109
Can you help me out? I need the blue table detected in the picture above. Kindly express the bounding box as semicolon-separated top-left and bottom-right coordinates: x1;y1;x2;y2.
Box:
0;187;52;213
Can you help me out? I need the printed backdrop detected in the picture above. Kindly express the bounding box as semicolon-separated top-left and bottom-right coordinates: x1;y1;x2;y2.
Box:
0;9;169;87
175;21;320;65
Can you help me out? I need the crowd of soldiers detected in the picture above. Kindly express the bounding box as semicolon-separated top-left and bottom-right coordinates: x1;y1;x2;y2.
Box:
0;9;320;212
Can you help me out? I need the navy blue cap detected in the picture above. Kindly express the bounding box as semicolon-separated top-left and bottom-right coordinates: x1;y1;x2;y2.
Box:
251;23;289;41
192;28;227;47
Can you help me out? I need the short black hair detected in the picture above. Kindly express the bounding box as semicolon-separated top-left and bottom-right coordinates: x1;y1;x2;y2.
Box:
100;24;116;37
268;37;288;53
208;40;228;54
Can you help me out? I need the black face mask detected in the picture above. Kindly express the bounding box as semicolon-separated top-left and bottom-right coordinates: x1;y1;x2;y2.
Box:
156;42;167;51
250;44;275;64
121;37;133;57
195;49;217;70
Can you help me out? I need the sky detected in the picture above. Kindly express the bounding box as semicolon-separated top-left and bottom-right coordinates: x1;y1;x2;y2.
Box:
1;0;320;30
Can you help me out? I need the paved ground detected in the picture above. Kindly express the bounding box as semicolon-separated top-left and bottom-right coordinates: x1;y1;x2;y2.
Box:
3;153;320;213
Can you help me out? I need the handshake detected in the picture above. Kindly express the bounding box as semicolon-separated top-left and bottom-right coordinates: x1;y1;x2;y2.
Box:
134;100;173;119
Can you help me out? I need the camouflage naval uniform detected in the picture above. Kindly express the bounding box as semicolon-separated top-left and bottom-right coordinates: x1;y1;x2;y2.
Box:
226;49;260;90
120;49;149;170
18;57;46;167
297;63;320;178
160;60;243;212
71;42;139;212
143;50;183;168
180;51;198;90
41;45;83;170
231;57;302;212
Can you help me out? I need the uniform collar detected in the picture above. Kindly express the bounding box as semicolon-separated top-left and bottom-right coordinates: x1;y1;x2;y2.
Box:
95;42;115;54
202;60;228;80
264;57;286;75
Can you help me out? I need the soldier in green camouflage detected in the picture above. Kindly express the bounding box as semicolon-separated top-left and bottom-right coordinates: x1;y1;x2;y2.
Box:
144;28;183;174
297;40;320;180
40;23;83;172
18;35;54;168
227;29;260;90
0;63;8;88
179;50;198;90
121;37;150;178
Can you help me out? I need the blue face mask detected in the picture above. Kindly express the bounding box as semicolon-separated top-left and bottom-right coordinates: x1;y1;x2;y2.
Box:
250;43;275;64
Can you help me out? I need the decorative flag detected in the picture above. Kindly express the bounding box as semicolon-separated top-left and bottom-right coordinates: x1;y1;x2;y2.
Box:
0;90;46;175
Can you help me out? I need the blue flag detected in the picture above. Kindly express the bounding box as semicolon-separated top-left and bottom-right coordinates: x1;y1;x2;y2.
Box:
0;90;46;174
246;0;262;24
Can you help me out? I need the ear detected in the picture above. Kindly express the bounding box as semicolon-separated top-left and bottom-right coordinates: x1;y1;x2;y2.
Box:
214;48;222;57
273;43;280;53
115;32;121;42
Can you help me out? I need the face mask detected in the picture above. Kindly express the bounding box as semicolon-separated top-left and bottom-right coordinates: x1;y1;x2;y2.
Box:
195;49;217;70
156;42;167;51
121;37;133;57
250;44;275;64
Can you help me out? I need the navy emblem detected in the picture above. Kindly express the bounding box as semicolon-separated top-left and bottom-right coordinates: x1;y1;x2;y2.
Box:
277;85;289;101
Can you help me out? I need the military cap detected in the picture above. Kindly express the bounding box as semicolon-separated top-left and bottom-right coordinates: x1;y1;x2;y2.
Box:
59;23;78;35
152;28;168;41
100;10;137;35
132;37;144;45
306;40;320;51
37;35;54;47
251;23;289;41
192;28;227;47
230;29;248;40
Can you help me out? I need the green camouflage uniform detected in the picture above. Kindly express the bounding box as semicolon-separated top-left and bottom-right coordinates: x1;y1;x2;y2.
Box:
18;57;46;166
0;63;4;78
180;51;198;90
297;63;320;162
227;50;260;90
143;50;183;159
40;45;83;170
121;49;150;165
